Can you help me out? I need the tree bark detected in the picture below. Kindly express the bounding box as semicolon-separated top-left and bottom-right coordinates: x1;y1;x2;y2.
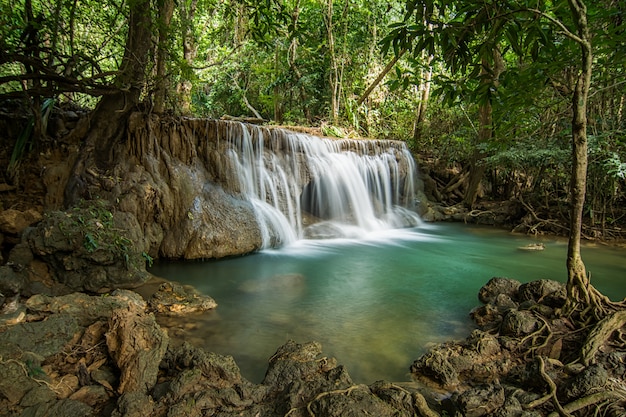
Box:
154;0;175;114
412;53;433;143
464;50;504;208
357;49;407;107
323;0;340;124
176;0;199;115
64;0;152;205
564;0;593;313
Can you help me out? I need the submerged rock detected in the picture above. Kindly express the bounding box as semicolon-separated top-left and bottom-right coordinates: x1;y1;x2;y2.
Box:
148;281;217;316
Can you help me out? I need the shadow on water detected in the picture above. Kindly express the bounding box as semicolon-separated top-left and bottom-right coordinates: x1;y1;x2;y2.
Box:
149;222;626;384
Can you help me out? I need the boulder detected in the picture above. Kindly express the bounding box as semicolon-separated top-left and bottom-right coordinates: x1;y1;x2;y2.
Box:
0;265;26;296
518;279;565;304
106;301;169;394
454;384;505;417
0;313;80;359
411;330;510;389
25;206;150;292
478;277;522;304
500;309;542;337
148;282;217;316
0;208;42;235
25;290;147;325
559;364;608;401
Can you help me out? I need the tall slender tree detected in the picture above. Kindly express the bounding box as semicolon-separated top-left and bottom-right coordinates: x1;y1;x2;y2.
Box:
386;0;625;319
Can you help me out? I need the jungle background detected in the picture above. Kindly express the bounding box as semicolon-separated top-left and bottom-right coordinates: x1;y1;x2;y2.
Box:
1;0;626;239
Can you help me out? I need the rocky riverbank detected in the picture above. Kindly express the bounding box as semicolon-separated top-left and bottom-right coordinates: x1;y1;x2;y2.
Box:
1;109;625;415
1;268;625;416
1;199;625;415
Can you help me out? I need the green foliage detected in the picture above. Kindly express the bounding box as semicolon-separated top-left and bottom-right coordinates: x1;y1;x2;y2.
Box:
142;252;154;267
2;0;626;226
8;98;55;178
59;200;137;269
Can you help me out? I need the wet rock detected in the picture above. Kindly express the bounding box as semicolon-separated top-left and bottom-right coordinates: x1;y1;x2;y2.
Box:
559;363;608;401
263;340;353;395
307;384;404;417
454;384;505;417
106;302;169;394
493;388;542;417
411;330;510;388
0;265;26;295
500;309;541;337
25;207;150;292
148;281;217;316
518;279;564;304
7;242;34;269
471;303;504;329
21;398;93;417
369;381;413;410
157;342;268;416
25;289;147;325
153;183;263;259
479;277;521;304
0;313;80;359
20;385;57;408
165;342;245;388
494;293;519;311
0;361;40;404
0;208;42;235
112;391;154;417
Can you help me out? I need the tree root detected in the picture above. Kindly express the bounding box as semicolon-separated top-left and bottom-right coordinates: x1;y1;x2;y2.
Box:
305;384;365;417
516;197;569;235
537;356;572;417
286;383;442;417
388;383;440;417
546;391;621;417
520;314;553;358
581;310;626;366
411;391;440;417
563;277;626;324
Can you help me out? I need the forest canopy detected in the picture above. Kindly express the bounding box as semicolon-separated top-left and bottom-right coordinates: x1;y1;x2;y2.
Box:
1;0;625;239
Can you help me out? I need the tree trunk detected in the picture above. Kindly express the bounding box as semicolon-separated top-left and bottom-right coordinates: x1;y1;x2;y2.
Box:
64;0;152;205
357;49;407;107
564;0;593;313
413;52;433;143
464;51;504;208
323;0;340;124
154;0;175;114
177;0;199;115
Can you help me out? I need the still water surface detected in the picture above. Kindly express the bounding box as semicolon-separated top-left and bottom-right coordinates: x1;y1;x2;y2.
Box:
149;223;626;384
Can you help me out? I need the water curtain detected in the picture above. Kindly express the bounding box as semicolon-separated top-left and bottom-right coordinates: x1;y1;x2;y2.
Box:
223;123;421;247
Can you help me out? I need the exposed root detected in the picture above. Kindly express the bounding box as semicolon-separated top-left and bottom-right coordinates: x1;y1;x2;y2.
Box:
563;274;626;324
520;314;553;358
388;383;440;417
581;310;626;366
411;391;440;417
545;391;622;417
305;384;365;417
516;197;569;235
536;356;572;417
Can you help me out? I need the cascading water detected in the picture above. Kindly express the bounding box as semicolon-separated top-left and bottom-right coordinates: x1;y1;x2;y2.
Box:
222;122;421;248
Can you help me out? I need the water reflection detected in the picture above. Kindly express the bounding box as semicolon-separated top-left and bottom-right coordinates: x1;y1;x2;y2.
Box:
149;223;626;384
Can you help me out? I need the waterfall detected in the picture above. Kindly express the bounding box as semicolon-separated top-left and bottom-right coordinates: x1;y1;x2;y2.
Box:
221;123;421;248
